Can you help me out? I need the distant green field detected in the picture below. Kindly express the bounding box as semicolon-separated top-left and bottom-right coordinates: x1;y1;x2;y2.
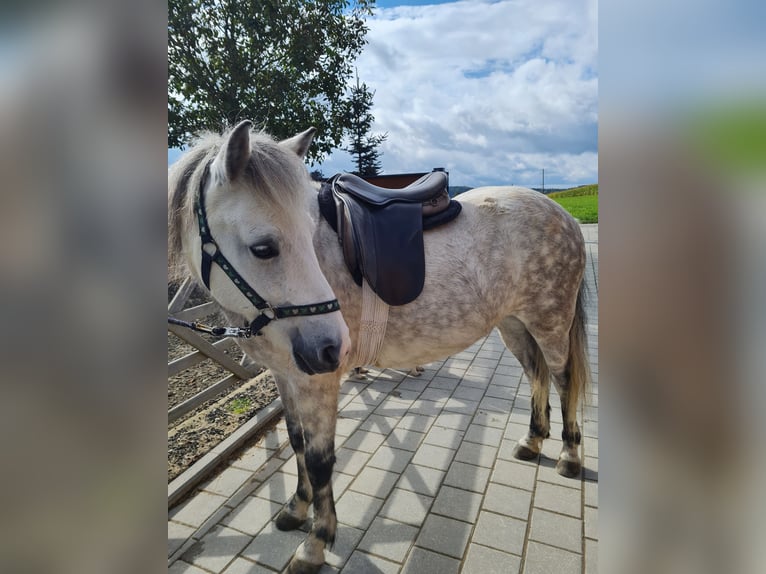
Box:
548;184;598;223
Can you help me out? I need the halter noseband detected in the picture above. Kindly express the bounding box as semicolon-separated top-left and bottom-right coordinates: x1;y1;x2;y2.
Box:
192;162;340;337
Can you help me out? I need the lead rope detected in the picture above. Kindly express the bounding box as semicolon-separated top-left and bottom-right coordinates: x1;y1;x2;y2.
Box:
167;316;251;338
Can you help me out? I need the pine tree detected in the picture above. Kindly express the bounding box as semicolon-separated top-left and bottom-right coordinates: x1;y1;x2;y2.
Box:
343;74;388;176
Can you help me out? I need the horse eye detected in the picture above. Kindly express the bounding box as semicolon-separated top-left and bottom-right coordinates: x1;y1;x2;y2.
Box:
250;242;279;259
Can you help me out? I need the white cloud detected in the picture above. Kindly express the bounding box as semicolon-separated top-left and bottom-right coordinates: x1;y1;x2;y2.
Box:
319;0;598;187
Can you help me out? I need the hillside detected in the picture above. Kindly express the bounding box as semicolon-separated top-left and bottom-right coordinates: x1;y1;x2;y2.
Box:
546;184;598;198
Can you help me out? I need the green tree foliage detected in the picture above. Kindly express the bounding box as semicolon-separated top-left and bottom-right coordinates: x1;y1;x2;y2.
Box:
168;0;375;162
343;74;387;176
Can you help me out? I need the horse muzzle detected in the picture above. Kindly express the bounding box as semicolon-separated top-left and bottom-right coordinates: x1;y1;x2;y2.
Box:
291;330;346;375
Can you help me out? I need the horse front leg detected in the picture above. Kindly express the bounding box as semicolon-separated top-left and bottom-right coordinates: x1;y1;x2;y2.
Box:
272;374;313;531
286;372;340;574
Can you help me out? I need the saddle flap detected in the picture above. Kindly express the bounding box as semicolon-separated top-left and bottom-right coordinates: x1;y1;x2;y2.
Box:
338;194;425;306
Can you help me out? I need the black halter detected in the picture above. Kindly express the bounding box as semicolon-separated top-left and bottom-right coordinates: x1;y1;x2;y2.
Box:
191;163;340;337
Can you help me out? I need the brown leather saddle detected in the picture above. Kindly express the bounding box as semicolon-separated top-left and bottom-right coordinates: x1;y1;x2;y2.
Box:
318;171;462;306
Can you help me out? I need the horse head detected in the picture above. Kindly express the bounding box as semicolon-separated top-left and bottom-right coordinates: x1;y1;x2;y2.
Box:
170;121;350;377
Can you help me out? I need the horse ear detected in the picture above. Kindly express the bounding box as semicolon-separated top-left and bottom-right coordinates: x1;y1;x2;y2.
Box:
280;127;316;159
214;120;252;182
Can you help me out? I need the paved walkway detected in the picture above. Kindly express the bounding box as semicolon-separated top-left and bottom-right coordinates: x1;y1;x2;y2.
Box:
169;224;598;574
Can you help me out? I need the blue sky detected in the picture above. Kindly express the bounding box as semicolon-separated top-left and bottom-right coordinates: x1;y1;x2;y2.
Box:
170;0;597;187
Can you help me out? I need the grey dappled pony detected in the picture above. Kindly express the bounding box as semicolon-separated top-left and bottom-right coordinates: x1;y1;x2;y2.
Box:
168;122;590;574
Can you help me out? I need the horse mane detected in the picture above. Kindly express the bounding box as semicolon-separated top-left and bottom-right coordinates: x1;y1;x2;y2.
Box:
168;127;309;283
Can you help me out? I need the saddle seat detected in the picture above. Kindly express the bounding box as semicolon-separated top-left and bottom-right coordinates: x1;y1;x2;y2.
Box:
332;171;450;207
320;170;462;307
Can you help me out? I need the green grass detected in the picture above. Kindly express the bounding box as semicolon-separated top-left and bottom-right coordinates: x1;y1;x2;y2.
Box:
547;184;598;223
226;396;253;415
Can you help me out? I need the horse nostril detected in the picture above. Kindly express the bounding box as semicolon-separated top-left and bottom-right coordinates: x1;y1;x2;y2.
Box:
321;342;341;370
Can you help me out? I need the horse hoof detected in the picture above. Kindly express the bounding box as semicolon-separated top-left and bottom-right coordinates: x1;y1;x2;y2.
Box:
275;511;307;531
285;557;323;574
555;458;582;478
512;443;540;461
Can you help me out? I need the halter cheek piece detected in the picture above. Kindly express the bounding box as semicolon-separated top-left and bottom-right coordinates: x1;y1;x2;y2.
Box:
169;162;341;339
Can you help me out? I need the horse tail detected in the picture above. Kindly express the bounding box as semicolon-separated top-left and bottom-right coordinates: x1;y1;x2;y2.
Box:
567;278;591;410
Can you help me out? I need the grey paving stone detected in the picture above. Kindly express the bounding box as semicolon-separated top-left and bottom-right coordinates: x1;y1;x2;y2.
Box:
397;464;447;497
349;466;400;499
333;470;355;497
357;516;420;563
408;398;443;416
397;378;430;392
478;396;513;415
343;430;387;454
455;441;498;468
471;357;500;369
484;382;515;399
536;457;583;488
374;398;412;418
201;467;255;498
415;514;472;559
169;561;209;574
424;426;465;449
225;476;263;510
464;424;504;447
379;488;433;527
443;397;480;415
585;506;598;540
169;521;196;557
358;414;398;434
498;435;529;459
429;376;461;390
523;541;581;574
401;546;460;574
452;385;486;402
384;428;425;452
240;522;305;571
482;482;532;520
334;447;372;476
325;525;365;569
431;485;483;523
491;459;537;491
471;511;526;555
584;479;598;508
335;490;385;530
254;470;293;504
534;481;582;518
170;491;228;528
397;413;436;433
411;443;456;471
221;557;273;574
367;445;414;474
585;538;597;574
418;388;452;403
472;409;510;429
433;412;473;431
182;524;251;573
444;461;491;493
340;551;400;574
529;508;582;554
462;543;521;574
222;495;281;536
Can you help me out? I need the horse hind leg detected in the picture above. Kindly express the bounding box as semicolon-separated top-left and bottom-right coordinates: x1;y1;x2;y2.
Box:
497;316;551;461
519;285;590;478
552;284;590;477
